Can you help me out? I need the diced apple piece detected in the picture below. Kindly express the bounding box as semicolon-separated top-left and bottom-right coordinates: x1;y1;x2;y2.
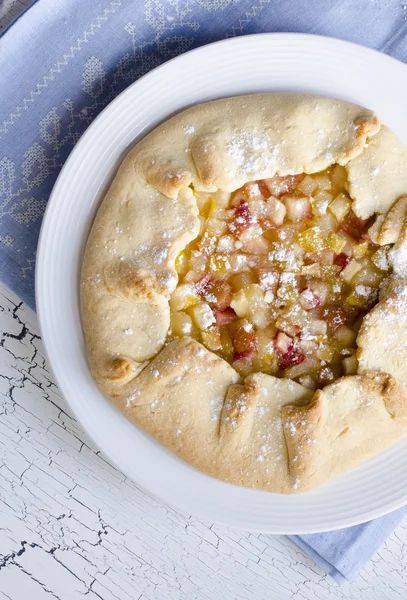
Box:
175;251;188;275
283;356;315;379
197;231;217;256
275;317;301;337
205;218;228;236
274;331;293;355
282;195;312;221
331;164;348;188
329;193;351;221
244;182;264;199
190;302;216;330
244;283;264;304
371;247;390;272
258;269;280;291
189;250;208;272
313;190;333;215
256;180;272;198
308;280;330;306
278;343;305;370
244;284;271;328
340;211;372;240
276;272;300;304
340;259;362;283
334;324;356;346
353;265;383;287
208;254;229;273
230;272;256;291
228;202;260;240
317;344;335;362
242;235;269;255
195;273;211;294
297;175;318;196
301;263;321;277
322;306;348;331
299;288;320;310
327;232;346;255
317;366;336;387
202;280;233;309
256;329;276;360
227;253;255;272
343;355;358;375
220;328;234;357
263;174;303;198
216;234;236;253
264;197;287;226
345;286;374;308
228;319;256;354
353;241;369;259
232;354;255;376
230;289;251;317
307;319;328;336
240;224;264;242
231;188;249;207
170;311;194;337
317;212;337;233
170;283;199;311
297;227;324;252
319;249;336;265
314;174;331;190
201;326;222;351
213;307;238;326
335;252;351;271
321;265;342;283
183;270;203;283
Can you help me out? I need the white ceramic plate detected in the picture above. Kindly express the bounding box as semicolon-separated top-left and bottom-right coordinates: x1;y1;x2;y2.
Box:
36;33;407;534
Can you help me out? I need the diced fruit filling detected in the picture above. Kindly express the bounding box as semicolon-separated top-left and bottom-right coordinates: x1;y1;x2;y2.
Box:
169;166;391;388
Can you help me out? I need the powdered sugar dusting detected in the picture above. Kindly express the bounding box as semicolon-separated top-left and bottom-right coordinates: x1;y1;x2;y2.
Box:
389;246;407;278
227;130;279;178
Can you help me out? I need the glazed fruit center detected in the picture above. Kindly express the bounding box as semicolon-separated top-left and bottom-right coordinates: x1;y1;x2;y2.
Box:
169;166;390;390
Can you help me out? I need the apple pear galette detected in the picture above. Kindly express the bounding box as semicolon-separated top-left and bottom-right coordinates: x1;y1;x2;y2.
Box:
81;94;407;493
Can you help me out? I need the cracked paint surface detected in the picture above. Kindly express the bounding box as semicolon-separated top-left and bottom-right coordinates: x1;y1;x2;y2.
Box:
0;282;407;599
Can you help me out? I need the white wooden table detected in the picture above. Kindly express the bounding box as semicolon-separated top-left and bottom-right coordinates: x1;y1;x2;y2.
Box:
2;3;407;598
1;283;407;600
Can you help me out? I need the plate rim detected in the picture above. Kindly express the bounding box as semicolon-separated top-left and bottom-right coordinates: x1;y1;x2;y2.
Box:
36;32;407;534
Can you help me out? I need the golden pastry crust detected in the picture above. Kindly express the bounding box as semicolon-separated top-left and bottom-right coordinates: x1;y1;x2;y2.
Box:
81;93;407;494
347;126;407;219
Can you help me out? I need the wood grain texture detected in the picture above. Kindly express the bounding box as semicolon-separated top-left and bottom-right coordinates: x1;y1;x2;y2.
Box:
1;281;407;599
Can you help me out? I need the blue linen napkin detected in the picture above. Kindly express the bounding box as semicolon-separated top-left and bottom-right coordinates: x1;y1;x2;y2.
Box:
1;0;406;582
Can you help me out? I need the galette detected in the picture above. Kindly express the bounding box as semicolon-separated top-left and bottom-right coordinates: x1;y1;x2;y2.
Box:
81;93;407;493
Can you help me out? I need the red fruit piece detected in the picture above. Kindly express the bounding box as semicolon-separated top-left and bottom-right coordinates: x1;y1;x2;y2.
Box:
322;306;348;331
279;342;305;370
339;211;373;240
213;307;238;326
195;273;211;295
203;280;233;309
233;350;255;362
334;253;351;271
228;201;256;238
